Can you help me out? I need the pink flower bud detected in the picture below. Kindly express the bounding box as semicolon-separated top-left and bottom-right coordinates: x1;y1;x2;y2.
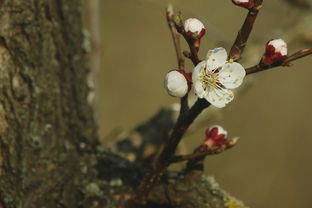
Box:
232;0;254;9
184;18;205;39
164;70;191;98
263;39;288;65
202;125;228;149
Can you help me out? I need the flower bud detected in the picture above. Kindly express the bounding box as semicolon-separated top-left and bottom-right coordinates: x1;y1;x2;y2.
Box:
203;125;228;149
184;18;205;39
166;4;174;20
232;0;254;9
164;70;189;98
262;39;288;65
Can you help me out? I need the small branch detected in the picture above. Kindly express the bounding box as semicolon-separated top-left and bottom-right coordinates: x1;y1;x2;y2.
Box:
171;150;214;164
179;30;200;65
159;99;210;163
170;139;239;164
229;0;263;61
283;48;312;64
166;7;189;114
166;6;185;69
246;48;312;75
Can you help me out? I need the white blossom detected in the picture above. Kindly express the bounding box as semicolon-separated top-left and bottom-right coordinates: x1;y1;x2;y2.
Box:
164;70;188;98
192;47;246;108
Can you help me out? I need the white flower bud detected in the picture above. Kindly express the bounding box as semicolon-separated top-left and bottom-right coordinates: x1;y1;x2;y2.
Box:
267;39;287;56
164;70;188;98
263;38;288;65
233;0;250;3
205;125;228;138
203;125;228;148
232;0;254;9
184;18;205;38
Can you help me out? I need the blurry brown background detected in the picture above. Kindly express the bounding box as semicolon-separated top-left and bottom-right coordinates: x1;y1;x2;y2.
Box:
97;0;312;207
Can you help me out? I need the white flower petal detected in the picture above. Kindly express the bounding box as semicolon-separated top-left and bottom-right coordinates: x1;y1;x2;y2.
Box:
218;62;246;89
193;82;206;98
206;47;227;71
192;61;207;98
205;88;234;108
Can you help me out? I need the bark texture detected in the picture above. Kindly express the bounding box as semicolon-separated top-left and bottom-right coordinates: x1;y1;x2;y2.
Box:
0;1;246;208
0;0;98;207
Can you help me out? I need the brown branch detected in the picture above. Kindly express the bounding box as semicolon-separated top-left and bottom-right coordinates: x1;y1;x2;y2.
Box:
180;95;189;114
166;6;189;113
171;150;214;164
170;138;239;164
131;99;210;205
283;48;312;64
229;0;263;61
181;34;201;65
246;48;312;75
166;6;185;69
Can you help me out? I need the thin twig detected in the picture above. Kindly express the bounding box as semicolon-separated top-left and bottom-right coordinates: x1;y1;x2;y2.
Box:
166;6;189;113
283;48;312;64
182;139;239;174
170;144;234;163
178;28;200;65
229;0;263;61
166;7;185;69
246;48;312;75
170;150;214;164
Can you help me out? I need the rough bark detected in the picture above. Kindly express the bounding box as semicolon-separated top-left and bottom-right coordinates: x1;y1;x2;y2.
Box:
0;0;98;207
0;1;247;208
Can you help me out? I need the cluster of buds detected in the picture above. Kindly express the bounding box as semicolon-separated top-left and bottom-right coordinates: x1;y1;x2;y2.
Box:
164;13;206;99
262;39;288;65
164;70;192;98
232;0;254;9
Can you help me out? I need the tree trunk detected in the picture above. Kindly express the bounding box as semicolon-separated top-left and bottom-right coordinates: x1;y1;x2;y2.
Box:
0;0;98;207
0;1;246;208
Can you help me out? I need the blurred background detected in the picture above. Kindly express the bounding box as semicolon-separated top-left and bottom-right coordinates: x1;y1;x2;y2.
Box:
93;0;312;207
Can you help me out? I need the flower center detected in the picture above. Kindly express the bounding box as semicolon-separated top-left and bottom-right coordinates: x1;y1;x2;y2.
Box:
199;69;219;91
